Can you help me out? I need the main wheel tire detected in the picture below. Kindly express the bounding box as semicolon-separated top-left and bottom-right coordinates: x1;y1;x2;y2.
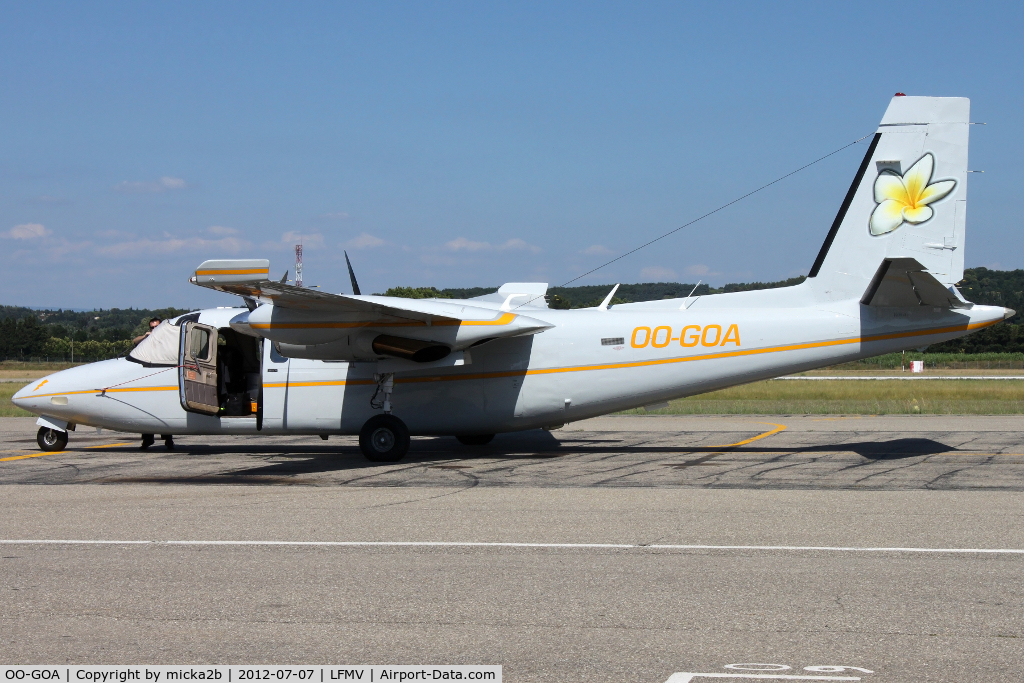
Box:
456;434;495;446
359;414;411;463
37;427;68;452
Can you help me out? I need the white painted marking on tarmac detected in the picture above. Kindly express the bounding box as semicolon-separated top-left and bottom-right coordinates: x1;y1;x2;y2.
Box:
0;539;1023;554
665;675;859;682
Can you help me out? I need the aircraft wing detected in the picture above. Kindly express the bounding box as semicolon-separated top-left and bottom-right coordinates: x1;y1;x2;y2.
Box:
860;258;970;309
191;259;553;332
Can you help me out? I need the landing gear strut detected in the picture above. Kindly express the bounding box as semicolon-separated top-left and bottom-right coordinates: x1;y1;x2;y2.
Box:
360;373;409;462
141;433;155;450
37;427;68;452
359;414;410;463
370;373;395;413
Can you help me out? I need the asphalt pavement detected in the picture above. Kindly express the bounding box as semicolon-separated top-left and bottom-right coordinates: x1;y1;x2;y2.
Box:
1;415;1023;682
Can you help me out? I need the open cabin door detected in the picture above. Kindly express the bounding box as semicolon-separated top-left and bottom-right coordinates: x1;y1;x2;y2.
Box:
179;321;219;415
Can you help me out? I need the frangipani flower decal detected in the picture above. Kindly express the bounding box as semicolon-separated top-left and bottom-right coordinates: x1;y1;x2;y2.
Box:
869;153;956;236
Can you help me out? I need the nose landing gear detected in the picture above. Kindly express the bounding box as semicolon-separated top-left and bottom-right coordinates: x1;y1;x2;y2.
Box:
36;427;68;452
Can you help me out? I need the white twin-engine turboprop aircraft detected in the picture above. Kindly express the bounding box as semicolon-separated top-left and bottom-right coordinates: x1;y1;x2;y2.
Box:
13;95;1014;461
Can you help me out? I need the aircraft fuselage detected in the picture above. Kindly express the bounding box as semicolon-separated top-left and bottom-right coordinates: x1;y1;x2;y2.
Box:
13;294;1008;437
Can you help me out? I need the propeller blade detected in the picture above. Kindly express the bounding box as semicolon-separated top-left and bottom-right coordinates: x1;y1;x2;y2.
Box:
344;251;361;295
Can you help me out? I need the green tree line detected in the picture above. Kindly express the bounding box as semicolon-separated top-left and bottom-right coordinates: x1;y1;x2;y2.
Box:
4;267;1024;360
0;307;189;360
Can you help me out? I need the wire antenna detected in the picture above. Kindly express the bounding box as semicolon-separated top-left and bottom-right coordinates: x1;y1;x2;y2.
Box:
516;131;875;309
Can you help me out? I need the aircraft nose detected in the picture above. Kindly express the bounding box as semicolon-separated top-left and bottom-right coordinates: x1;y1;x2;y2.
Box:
11;380;41;408
1005;308;1017;320
11;387;27;407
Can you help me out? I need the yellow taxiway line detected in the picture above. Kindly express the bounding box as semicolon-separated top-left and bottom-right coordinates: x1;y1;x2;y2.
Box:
709;422;787;449
0;452;56;462
0;442;134;462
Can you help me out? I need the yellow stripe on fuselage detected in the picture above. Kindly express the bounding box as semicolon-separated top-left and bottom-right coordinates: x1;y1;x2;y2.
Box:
19;318;1001;397
397;318;1002;384
28;386;179;399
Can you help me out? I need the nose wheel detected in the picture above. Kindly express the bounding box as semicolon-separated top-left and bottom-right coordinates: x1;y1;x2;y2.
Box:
37;427;68;452
359;414;410;462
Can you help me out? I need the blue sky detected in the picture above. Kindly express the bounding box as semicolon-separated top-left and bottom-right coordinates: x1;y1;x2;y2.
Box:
2;1;1022;309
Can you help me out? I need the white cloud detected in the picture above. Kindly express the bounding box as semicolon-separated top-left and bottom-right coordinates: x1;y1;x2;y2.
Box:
685;264;712;276
444;237;541;253
113;176;188;194
160;177;186;189
346;232;386;249
445;237;490;252
499;238;542;253
4;223;51;240
96;235;250;257
207;225;240;236
281;231;325;248
640;266;677;280
583;244;614;256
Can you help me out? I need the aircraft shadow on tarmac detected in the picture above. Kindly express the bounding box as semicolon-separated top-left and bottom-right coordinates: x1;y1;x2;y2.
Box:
95;432;958;485
801;438;952;460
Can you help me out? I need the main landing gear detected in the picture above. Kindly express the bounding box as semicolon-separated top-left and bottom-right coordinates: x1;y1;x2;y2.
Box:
359;414;410;462
359;372;410;463
37;427;68;452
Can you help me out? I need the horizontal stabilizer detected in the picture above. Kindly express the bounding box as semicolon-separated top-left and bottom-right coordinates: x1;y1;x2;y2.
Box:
860;258;969;308
469;282;550;309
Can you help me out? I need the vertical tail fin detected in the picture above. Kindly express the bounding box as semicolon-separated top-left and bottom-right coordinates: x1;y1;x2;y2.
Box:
808;96;970;299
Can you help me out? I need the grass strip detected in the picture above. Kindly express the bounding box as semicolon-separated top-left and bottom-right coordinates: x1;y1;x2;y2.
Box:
1;384;34;417
622;379;1024;415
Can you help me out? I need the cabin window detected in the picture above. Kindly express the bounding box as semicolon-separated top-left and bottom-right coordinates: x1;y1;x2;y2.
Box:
190;328;211;361
601;337;624;346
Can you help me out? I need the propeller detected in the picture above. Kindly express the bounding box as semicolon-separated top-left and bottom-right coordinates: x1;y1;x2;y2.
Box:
344;251;361;295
